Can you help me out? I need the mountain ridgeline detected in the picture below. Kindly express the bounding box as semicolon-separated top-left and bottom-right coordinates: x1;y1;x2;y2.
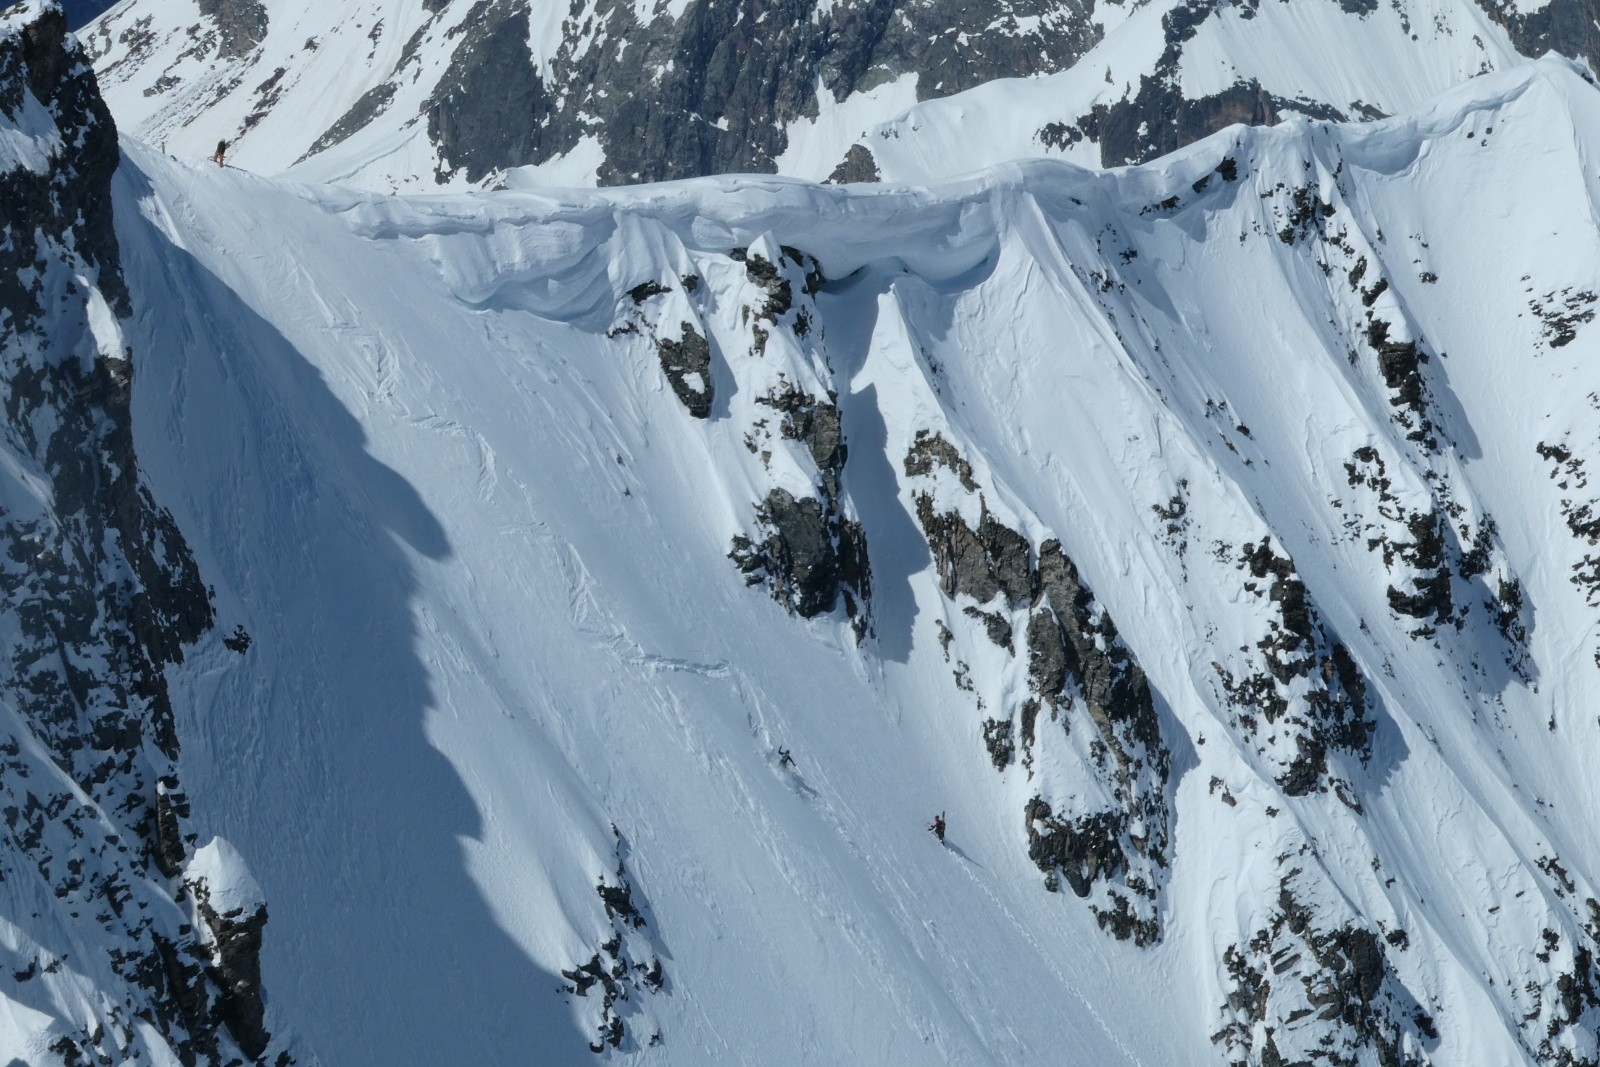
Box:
0;5;286;1064
80;0;1600;190
417;0;1103;184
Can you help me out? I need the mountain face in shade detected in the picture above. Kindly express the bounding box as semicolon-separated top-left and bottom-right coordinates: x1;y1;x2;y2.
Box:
0;4;286;1063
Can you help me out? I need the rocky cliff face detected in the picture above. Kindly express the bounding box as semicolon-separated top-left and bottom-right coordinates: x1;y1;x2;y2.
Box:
422;0;1105;184
0;4;280;1062
80;0;1600;189
83;0;1114;186
1025;0;1600;168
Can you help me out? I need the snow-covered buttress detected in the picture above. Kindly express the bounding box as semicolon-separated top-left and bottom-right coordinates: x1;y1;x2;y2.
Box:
0;3;288;1063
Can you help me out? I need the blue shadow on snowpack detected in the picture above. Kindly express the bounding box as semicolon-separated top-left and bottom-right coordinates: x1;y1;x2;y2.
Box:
115;163;594;1066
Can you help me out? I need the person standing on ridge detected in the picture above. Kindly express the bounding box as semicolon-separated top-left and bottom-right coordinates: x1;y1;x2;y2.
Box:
930;813;946;842
213;139;228;167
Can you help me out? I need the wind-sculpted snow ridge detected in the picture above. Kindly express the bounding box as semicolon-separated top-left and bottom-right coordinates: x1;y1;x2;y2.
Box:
99;53;1600;1065
0;4;292;1064
76;0;1600;191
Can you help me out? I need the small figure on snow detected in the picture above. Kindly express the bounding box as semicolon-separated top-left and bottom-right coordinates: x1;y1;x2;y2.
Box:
777;747;794;770
929;812;946;842
213;139;228;167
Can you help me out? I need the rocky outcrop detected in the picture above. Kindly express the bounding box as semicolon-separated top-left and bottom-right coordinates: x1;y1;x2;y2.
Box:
656;326;714;418
1029;542;1165;772
916;499;1032;606
903;434;1171;944
186;856;271;1061
1480;0;1600;98
1537;435;1600;654
721;245;873;634
1036;0;1347;167
561;829;666;1054
1020;540;1171;944
1367;320;1428;414
1212;537;1374;796
731;488;870;619
196;0;267;57
731;384;870;624
1214;862;1438;1067
1522;920;1600;1066
207;903;271;1058
331;0;1109;184
425;0;551;182
615;246;872;635
826;143;881;184
757;380;844;491
0;6;280;1062
84;0;1600;193
908;431;1031;609
612;271;717;419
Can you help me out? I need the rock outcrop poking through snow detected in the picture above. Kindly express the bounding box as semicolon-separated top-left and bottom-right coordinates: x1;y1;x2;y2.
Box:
0;5;279;1063
903;435;1174;944
75;0;1600;190
713;242;873;633
1213;857;1438;1067
560;828;667;1053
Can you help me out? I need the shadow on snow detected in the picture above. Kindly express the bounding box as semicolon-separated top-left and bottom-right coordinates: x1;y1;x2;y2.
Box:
116;165;593;1067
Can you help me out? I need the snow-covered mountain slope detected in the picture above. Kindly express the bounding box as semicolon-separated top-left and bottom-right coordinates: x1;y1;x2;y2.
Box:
80;0;1600;191
80;0;1107;190
0;5;290;1063
85;38;1600;1067
843;0;1528;180
8;1;1600;1063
